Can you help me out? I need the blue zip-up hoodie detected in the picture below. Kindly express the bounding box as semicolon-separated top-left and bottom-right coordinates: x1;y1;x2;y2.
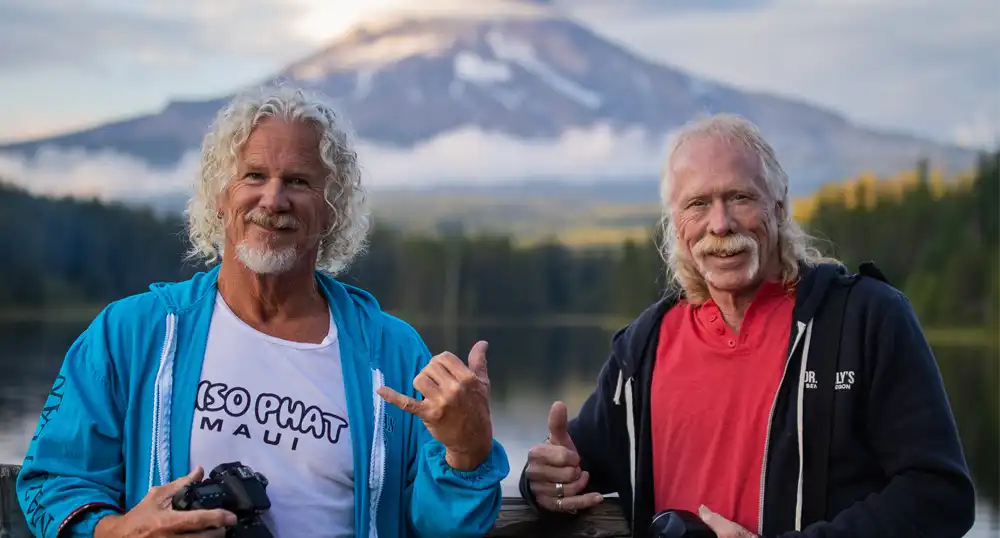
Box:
16;266;510;538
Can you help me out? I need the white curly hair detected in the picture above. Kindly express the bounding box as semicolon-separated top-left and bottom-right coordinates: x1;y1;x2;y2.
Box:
185;85;371;275
657;113;832;303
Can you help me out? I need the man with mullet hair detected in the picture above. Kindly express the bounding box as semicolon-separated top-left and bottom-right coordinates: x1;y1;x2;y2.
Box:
17;85;509;538
520;114;975;537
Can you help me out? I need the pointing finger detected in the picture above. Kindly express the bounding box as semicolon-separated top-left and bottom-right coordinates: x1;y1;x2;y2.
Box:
468;340;489;380
377;386;424;417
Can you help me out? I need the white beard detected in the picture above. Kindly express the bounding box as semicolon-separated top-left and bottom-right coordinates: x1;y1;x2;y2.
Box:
235;243;299;274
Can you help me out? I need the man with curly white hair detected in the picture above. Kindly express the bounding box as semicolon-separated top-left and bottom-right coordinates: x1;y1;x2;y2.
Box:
520;113;975;538
17;85;510;538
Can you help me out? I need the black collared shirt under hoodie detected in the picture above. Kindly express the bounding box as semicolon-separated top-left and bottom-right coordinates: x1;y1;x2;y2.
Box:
518;261;976;537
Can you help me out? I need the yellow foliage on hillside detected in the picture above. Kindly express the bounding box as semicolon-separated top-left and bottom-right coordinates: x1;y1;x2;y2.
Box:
518;225;652;249
790;166;975;222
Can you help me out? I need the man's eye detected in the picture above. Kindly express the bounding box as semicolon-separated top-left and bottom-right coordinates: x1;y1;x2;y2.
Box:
245;172;264;180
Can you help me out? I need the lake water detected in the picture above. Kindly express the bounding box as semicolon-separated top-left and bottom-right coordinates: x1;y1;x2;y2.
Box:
1;319;997;536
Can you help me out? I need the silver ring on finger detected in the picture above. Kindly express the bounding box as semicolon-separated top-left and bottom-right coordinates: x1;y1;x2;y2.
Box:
555;482;564;498
556;497;563;511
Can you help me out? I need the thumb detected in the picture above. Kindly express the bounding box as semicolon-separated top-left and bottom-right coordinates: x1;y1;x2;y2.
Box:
468;340;489;380
698;505;716;525
699;505;744;535
377;386;424;417
547;401;575;449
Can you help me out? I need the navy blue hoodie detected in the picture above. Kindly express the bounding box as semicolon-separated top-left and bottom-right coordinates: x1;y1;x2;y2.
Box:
519;262;976;537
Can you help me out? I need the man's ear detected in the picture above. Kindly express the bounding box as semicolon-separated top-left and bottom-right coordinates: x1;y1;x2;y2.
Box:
215;185;230;220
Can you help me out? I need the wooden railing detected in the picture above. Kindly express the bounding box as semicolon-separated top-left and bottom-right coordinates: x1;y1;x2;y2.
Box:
0;464;630;537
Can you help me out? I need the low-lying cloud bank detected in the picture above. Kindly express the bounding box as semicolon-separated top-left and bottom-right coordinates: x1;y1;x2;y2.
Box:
0;123;671;202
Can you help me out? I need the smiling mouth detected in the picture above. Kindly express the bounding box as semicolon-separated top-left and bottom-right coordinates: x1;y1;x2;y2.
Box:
252;222;296;233
710;250;746;258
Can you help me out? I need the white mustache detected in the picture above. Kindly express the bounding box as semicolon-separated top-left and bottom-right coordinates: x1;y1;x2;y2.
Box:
693;234;758;257
245;210;300;230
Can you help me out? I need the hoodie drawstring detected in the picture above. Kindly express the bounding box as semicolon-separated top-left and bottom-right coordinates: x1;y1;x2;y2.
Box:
794;319;815;531
613;369;637;523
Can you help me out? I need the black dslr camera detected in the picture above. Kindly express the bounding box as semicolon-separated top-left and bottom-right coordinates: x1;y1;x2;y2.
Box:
172;462;273;538
648;509;717;538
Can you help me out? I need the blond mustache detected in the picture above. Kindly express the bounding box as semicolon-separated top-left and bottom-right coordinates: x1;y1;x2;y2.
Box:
245;210;300;230
694;234;757;257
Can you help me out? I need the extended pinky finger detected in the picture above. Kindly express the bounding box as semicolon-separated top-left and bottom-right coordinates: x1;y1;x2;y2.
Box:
377;386;423;415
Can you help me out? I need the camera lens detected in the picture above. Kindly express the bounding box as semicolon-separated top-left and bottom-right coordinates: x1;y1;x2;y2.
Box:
648;510;717;538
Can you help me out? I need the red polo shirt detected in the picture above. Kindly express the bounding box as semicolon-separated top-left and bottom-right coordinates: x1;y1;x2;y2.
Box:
650;280;795;532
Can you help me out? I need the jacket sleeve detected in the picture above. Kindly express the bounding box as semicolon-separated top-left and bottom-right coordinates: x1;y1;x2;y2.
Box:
775;288;976;538
402;333;510;538
16;307;127;538
518;353;625;511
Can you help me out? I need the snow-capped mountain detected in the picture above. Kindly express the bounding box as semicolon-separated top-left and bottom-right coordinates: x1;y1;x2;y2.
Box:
0;0;979;198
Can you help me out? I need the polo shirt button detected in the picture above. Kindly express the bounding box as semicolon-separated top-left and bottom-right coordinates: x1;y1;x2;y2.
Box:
717;328;725;335
728;340;736;348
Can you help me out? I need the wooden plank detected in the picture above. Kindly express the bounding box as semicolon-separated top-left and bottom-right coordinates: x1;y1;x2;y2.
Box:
0;464;629;537
489;497;631;537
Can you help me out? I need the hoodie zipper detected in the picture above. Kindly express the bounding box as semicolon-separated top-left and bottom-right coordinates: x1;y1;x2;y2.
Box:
757;321;807;535
368;368;386;538
149;312;177;489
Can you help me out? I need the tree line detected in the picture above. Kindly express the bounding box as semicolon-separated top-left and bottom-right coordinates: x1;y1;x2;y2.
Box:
0;148;996;332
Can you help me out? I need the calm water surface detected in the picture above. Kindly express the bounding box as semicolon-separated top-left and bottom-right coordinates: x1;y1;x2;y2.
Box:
1;320;997;535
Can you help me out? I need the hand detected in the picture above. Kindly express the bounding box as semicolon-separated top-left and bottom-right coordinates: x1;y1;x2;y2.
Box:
94;467;236;538
377;340;494;471
525;401;603;514
698;505;758;538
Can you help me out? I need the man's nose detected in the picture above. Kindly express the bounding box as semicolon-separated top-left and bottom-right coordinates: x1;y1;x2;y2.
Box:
706;200;734;236
259;177;291;212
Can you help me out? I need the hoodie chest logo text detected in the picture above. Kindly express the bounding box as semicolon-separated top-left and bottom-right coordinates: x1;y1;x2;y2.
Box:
803;370;856;391
834;370;855;390
194;380;348;451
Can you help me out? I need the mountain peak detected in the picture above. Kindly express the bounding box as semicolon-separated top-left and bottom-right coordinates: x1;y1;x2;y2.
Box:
284;1;566;77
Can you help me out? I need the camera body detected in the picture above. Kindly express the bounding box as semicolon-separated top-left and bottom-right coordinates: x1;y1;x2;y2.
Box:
172;462;273;538
648;509;717;538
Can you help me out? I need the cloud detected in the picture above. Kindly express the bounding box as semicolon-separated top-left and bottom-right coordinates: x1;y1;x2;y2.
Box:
563;0;1000;148
0;124;670;201
0;1;194;71
358;123;668;186
556;0;773;16
0;0;315;73
0;146;200;201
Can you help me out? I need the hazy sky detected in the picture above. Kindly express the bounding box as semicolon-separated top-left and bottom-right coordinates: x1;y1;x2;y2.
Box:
0;0;997;147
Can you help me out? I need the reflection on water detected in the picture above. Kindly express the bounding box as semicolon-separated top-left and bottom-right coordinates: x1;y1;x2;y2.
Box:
1;320;997;535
